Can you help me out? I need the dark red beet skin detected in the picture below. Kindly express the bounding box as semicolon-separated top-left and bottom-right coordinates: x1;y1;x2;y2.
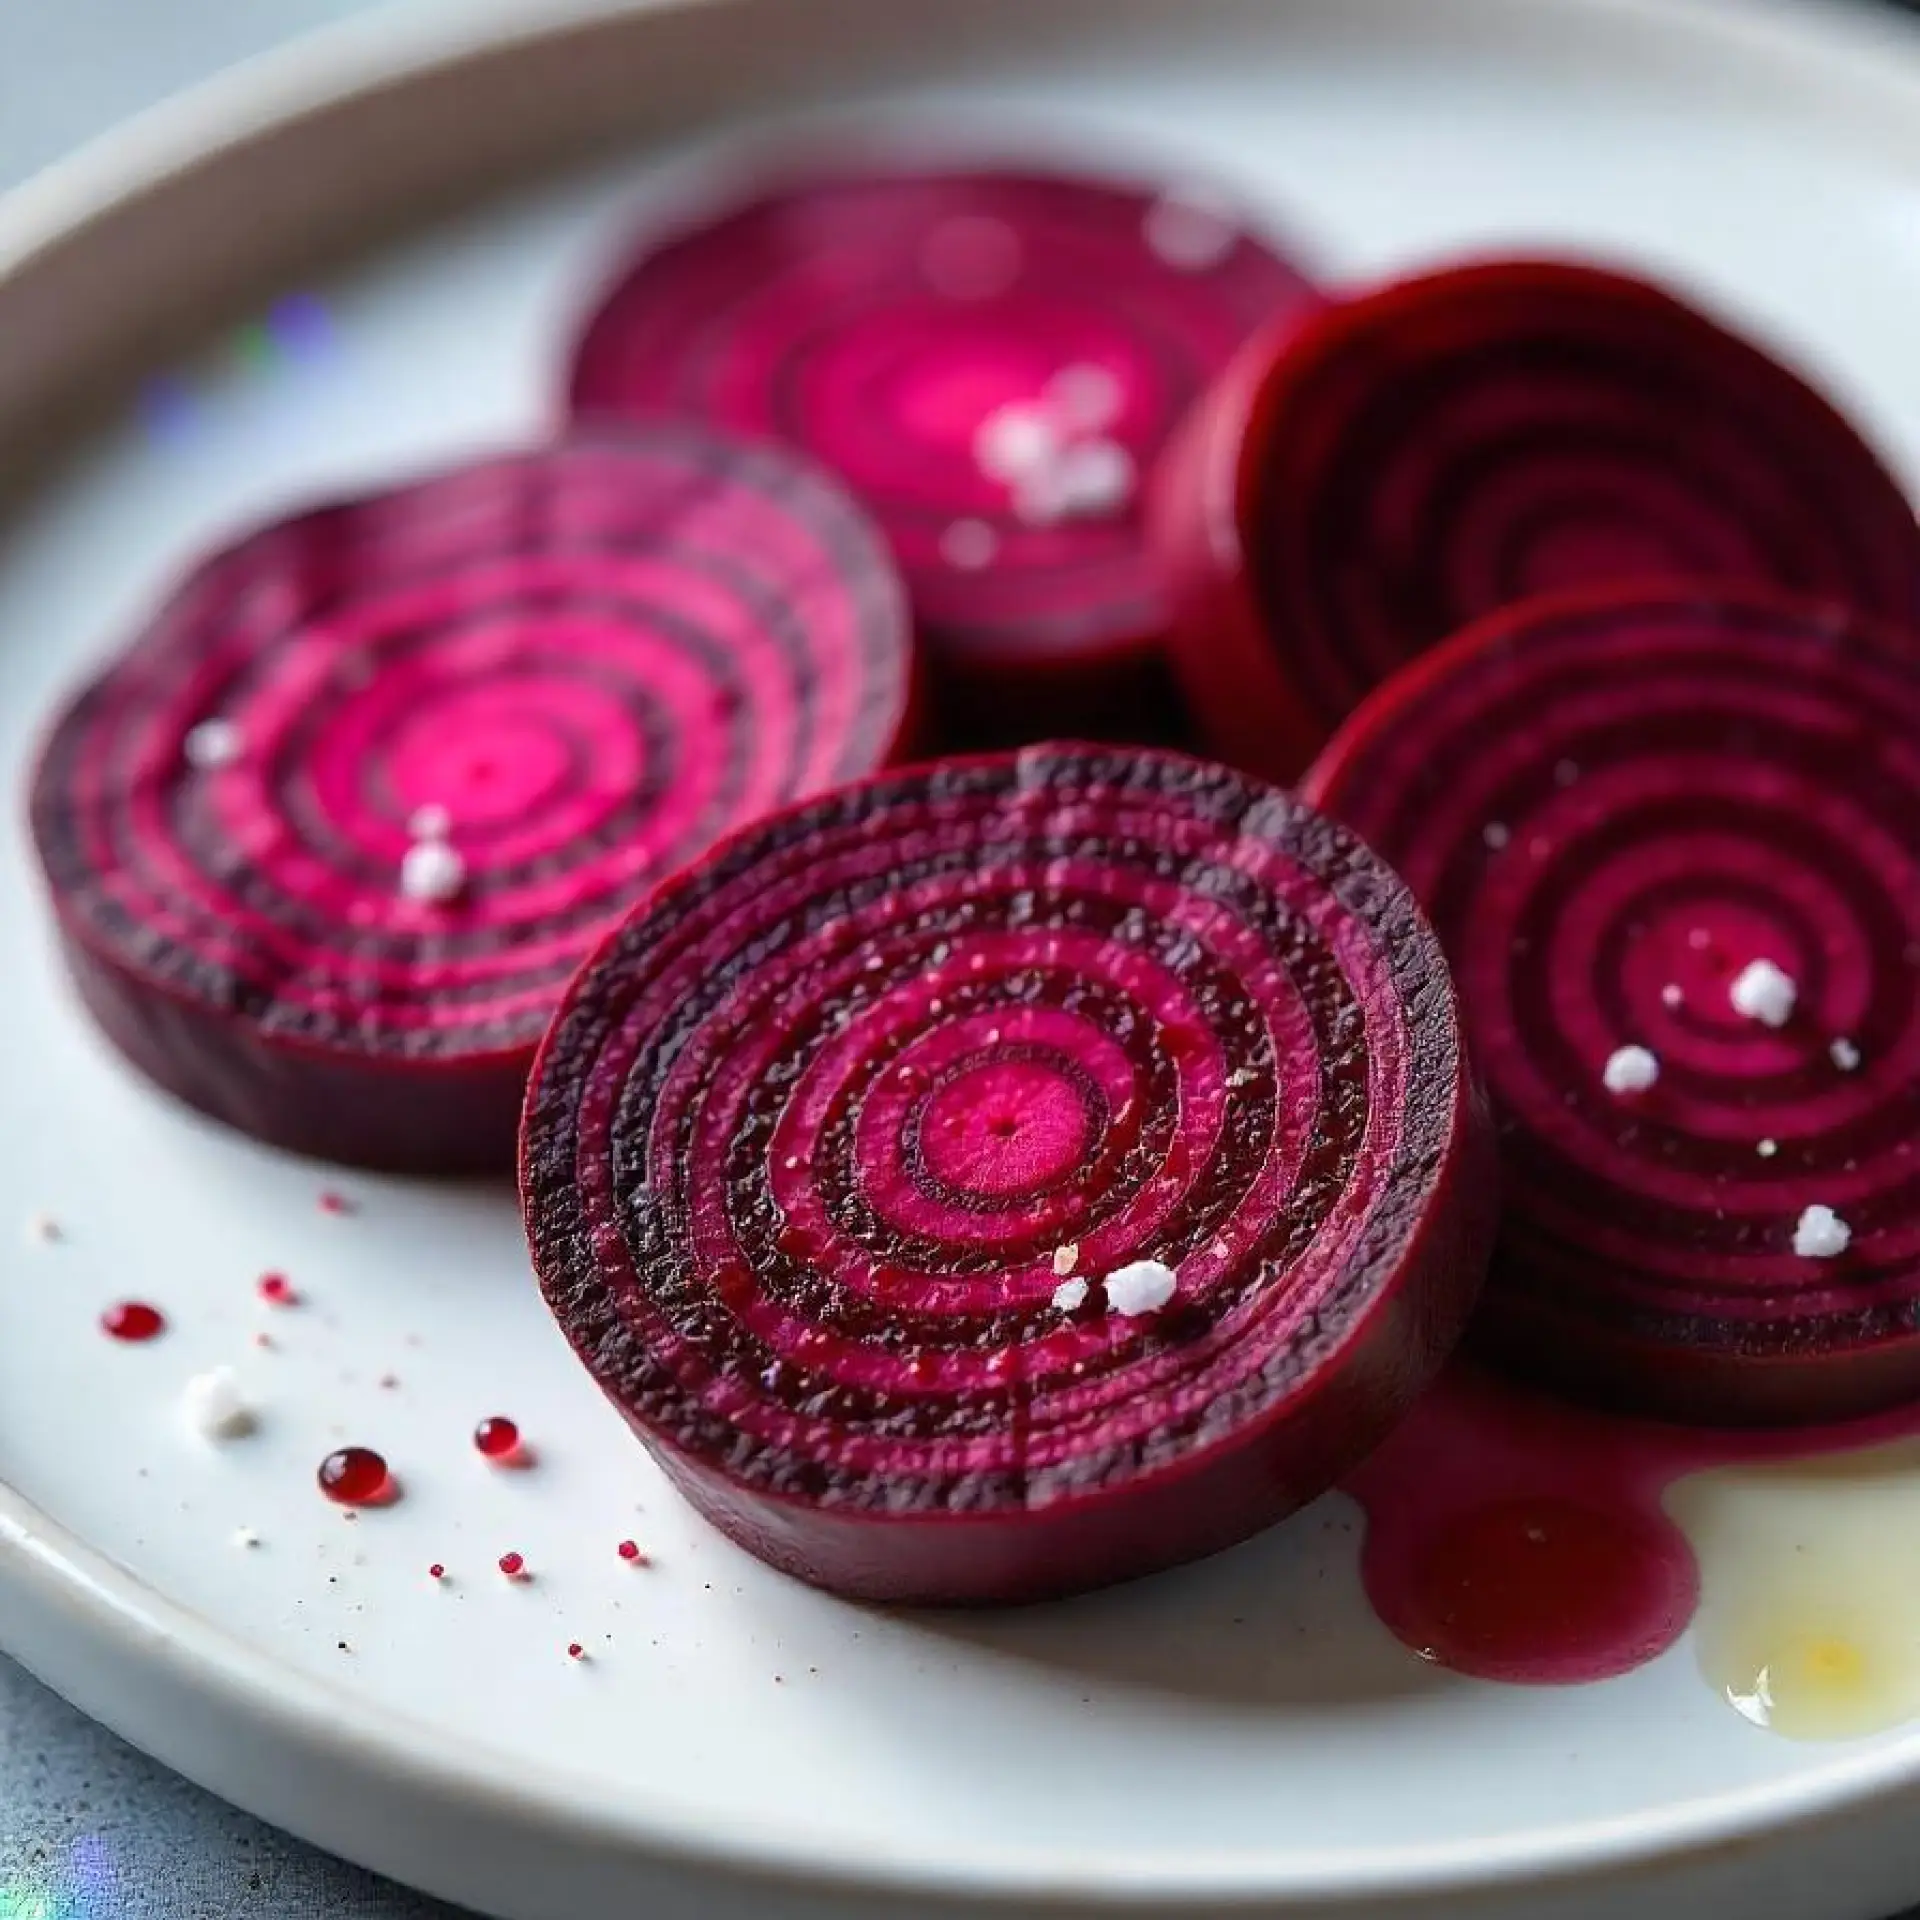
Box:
566;161;1323;746
1304;586;1920;1426
30;428;915;1173
522;744;1496;1604
1154;257;1920;782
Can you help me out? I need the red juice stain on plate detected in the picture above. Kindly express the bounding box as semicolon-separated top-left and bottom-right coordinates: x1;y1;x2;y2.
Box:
473;1416;521;1462
1343;1365;1920;1689
317;1446;393;1507
100;1300;165;1342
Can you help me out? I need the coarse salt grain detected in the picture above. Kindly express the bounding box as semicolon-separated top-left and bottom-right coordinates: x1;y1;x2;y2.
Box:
1051;1277;1089;1312
1601;1044;1660;1095
1792;1204;1851;1259
1049;437;1136;518
400;837;466;904
1103;1258;1178;1317
1482;821;1510;850
182;1367;257;1442
1757;1138;1779;1158
183;718;242;770
1051;1243;1079;1276
974;404;1059;483
1661;984;1684;1011
1729;959;1797;1028
407;803;452;840
1830;1037;1862;1072
231;1527;261;1550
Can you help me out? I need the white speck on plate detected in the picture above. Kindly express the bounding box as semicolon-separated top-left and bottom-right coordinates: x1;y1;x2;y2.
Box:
1103;1258;1178;1316
182;1368;257;1442
1602;1044;1660;1095
1792;1204;1851;1259
1729;959;1796;1028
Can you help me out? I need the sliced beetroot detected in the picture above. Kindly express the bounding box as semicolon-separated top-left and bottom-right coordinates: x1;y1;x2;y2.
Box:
565;161;1322;745
521;743;1495;1604
1154;257;1920;781
30;427;914;1173
1303;586;1920;1426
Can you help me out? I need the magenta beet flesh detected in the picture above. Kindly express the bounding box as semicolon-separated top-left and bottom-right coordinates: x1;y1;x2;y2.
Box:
566;162;1323;745
1304;586;1920;1426
30;428;915;1173
1155;258;1920;782
521;744;1495;1603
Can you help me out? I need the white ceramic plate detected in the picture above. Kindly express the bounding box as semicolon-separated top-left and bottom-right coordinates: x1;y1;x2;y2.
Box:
6;3;1920;1916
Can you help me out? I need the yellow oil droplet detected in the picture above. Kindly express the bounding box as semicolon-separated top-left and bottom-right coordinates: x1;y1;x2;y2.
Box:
1667;1440;1920;1741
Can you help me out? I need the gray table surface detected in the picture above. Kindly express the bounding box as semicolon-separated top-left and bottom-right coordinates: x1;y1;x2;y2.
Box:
3;3;1920;1917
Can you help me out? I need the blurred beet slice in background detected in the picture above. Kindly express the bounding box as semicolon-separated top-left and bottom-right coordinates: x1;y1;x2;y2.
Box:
1304;585;1920;1425
522;743;1496;1604
1155;257;1920;781
566;160;1323;748
30;427;915;1173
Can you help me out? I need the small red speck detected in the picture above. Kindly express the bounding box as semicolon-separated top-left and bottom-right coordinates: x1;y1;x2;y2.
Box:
101;1301;165;1342
253;1331;275;1350
498;1551;526;1579
617;1539;646;1563
318;1190;354;1215
257;1272;298;1307
473;1416;521;1461
567;1642;585;1660
428;1563;445;1581
317;1447;391;1507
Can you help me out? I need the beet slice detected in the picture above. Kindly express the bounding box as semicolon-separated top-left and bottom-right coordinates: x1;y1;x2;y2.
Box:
565;161;1322;745
1154;257;1920;781
1303;586;1920;1426
521;743;1495;1603
29;428;915;1174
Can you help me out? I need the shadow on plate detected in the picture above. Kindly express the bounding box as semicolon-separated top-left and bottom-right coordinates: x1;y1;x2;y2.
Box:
906;1494;1454;1711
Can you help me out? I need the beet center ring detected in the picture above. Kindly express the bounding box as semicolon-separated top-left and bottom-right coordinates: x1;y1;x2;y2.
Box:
1304;586;1920;1426
521;745;1495;1604
566;163;1321;735
29;428;914;1172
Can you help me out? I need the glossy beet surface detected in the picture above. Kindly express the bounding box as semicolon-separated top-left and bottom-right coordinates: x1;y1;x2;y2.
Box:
1155;258;1920;781
522;744;1496;1603
30;429;915;1172
1305;586;1920;1425
567;162;1323;744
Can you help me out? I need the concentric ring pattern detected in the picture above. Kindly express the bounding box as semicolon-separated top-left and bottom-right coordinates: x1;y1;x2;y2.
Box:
1305;588;1920;1422
1244;260;1920;742
31;428;913;1065
568;166;1319;663
523;745;1492;1600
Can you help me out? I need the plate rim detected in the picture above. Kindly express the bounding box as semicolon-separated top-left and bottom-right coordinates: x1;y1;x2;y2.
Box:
9;0;1920;1906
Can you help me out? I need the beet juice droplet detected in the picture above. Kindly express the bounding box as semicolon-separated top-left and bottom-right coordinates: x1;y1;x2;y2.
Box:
101;1301;165;1342
317;1447;392;1507
473;1416;521;1462
257;1272;298;1306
